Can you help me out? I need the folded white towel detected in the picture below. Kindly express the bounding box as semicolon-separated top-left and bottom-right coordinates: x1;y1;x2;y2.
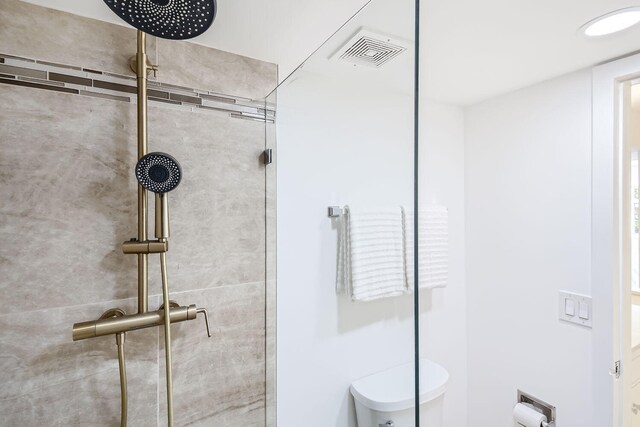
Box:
337;206;407;301
403;205;449;290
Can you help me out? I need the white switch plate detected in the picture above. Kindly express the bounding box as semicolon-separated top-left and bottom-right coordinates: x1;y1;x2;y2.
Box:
559;291;592;327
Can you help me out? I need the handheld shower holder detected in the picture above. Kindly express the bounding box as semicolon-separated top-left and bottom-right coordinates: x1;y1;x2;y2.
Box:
122;238;168;254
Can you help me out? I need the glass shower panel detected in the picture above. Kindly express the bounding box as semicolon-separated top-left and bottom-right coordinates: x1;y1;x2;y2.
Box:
265;0;419;425
265;90;277;427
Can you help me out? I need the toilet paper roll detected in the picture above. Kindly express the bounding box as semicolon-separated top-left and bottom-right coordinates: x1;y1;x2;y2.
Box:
513;403;547;427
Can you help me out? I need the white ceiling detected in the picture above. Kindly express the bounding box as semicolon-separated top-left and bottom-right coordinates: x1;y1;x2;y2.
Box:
19;0;640;105
271;0;418;99
423;0;640;105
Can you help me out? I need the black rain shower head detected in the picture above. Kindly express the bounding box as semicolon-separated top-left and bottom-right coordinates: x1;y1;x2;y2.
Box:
102;0;217;40
136;152;182;193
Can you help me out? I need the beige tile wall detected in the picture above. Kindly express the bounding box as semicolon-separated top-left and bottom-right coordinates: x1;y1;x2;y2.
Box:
0;1;277;425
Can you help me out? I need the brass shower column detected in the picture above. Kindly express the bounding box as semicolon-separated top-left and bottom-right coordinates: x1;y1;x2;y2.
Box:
136;30;149;314
72;22;212;427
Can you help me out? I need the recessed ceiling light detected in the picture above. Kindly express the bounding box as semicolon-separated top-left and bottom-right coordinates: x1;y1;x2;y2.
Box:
581;7;640;37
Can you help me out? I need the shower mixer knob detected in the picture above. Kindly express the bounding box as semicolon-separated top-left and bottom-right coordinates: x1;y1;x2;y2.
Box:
158;303;211;337
196;308;212;338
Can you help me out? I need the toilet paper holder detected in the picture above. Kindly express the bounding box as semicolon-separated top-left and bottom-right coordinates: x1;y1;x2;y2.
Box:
517;390;556;427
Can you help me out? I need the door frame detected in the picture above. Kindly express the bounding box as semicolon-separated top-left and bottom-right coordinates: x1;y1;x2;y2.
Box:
593;52;640;427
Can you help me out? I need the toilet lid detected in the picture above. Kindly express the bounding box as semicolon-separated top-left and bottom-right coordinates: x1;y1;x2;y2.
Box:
350;358;449;413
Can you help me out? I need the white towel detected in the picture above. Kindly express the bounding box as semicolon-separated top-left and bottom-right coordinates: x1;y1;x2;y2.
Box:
403;205;448;290
337;206;407;301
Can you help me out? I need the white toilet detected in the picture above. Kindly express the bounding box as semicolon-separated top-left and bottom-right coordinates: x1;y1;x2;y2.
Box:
350;358;449;427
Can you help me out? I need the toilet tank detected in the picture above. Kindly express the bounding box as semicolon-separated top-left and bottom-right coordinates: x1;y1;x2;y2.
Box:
350;358;449;427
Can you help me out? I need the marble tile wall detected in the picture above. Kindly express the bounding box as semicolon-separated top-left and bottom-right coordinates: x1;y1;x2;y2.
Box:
0;0;158;79
159;284;266;426
0;1;277;425
157;39;278;102
0;296;160;426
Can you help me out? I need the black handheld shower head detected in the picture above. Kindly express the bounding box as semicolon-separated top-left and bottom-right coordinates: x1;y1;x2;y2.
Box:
102;0;217;40
135;152;182;193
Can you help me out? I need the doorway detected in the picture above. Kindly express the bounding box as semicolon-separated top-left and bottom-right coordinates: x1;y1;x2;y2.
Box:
593;52;640;427
622;81;640;427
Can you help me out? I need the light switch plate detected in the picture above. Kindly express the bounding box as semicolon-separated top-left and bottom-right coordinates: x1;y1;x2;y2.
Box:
559;291;592;327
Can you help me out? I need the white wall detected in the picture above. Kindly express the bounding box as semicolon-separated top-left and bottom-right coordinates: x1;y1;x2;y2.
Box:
276;8;600;427
276;73;416;427
275;65;469;425
464;69;594;426
419;100;468;427
274;39;600;427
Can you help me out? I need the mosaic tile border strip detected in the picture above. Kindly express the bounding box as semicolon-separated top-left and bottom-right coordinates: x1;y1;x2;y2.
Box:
0;53;276;123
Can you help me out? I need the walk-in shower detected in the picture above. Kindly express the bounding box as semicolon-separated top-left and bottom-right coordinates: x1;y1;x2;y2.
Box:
5;0;640;425
0;0;420;425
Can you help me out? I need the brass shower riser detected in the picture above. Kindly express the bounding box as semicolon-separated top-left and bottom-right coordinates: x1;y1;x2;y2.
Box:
70;29;212;427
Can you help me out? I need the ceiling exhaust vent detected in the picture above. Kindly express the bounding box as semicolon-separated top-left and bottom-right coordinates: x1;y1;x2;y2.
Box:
331;28;408;68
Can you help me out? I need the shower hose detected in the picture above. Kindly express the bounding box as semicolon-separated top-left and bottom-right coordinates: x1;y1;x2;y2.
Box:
99;309;128;427
105;253;174;427
160;251;174;427
116;332;127;427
